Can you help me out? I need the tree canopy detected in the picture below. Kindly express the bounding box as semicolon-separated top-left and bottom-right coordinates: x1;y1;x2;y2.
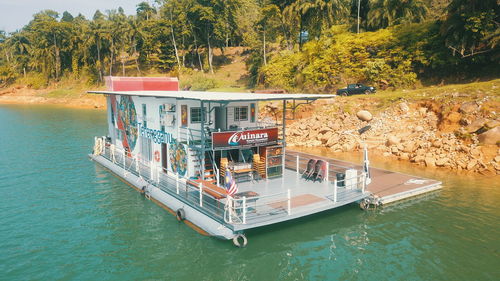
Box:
0;0;498;88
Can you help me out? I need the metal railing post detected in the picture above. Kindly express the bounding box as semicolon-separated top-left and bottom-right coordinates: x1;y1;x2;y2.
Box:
228;197;233;223
122;149;126;176
287;189;291;215
362;173;366;193
333;179;338;203
199;182;203;207
176;174;179;194
156;165;160;184
325;162;329;185
296;154;300;175
150;160;153;180
242;196;247;224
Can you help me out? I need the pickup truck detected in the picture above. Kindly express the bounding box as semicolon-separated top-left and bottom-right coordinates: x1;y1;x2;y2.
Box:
336;84;376;96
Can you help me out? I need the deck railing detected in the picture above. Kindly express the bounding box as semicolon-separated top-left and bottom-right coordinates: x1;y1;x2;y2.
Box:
97;142;294;226
283;152;368;200
95;140;366;227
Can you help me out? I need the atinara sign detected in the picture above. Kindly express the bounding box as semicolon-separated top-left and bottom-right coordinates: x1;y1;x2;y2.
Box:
212;128;278;149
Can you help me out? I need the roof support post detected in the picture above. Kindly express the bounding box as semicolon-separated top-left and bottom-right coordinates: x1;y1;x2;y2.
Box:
282;100;286;174
200;100;205;180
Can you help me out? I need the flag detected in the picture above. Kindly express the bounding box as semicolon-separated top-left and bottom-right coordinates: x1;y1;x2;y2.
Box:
225;169;238;196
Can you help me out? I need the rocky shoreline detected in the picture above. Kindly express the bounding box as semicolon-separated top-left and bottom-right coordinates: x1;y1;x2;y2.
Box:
275;98;499;175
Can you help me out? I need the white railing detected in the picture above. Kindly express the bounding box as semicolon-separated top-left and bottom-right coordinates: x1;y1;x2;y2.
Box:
97;141;294;225
95;140;367;226
283;152;368;201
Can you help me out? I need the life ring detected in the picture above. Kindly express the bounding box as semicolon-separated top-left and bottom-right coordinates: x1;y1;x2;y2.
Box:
154;150;161;162
176;208;186;221
232;234;248;248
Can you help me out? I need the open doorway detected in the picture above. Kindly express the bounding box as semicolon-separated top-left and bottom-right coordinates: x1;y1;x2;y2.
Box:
161;143;168;172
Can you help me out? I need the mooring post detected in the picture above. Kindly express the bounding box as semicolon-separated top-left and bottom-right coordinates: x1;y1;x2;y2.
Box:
287;189;291;215
333;179;338;203
199;182;203;207
242;196;247;224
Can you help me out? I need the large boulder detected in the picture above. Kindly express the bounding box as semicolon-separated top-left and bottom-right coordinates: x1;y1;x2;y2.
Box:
425;157;436;167
356;110;373;121
467;159;478;170
478;127;500;145
466;118;488;133
399;102;410;112
386;135;400;146
435;157;449;166
459;102;479;114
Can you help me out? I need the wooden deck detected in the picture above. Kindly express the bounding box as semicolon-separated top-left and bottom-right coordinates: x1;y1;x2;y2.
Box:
286;150;442;205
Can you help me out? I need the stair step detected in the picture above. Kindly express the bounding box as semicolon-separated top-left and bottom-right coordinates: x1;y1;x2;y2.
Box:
205;174;215;179
204;169;213;173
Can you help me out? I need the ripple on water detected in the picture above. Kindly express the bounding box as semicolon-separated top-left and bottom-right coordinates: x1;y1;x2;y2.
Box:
1;105;499;281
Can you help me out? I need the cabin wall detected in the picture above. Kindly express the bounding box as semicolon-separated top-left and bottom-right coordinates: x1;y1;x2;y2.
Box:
226;102;258;129
107;94;190;178
106;95;261;180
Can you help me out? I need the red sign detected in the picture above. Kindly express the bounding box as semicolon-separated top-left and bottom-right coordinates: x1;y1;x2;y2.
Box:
212;128;279;149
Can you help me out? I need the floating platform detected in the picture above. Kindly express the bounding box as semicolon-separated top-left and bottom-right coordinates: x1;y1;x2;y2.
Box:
286;150;442;205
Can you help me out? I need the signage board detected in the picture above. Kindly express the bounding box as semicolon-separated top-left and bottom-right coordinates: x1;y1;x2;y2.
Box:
212;128;279;149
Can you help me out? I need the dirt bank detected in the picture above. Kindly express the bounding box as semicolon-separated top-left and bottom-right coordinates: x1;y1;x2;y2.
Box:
0;86;106;109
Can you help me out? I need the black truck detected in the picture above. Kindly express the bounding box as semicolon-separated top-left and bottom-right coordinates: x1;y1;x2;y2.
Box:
336;83;376;96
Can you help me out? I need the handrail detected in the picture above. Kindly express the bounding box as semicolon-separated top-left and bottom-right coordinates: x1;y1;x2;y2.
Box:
96;140;367;227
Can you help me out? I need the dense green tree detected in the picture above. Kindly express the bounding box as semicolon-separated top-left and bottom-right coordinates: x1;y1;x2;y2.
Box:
0;0;496;88
440;0;499;58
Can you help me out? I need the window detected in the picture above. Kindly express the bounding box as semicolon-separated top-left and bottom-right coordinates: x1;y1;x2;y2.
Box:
140;136;152;162
190;107;205;123
142;104;147;127
234;106;248;121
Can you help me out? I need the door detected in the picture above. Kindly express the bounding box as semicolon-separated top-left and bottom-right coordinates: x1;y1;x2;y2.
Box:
161;143;168;172
214;106;227;131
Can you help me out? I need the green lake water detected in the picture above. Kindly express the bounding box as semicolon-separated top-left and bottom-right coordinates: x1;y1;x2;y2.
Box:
0;105;499;280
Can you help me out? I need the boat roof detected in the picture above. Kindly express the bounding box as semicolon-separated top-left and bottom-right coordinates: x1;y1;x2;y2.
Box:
88;90;335;102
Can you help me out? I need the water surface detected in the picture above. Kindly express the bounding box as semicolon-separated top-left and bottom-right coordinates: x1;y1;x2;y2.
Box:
0;105;498;280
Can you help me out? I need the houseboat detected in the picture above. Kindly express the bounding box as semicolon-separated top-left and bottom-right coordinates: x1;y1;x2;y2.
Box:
88;77;378;247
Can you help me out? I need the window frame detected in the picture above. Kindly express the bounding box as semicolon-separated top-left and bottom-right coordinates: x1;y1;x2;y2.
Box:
234;106;248;122
190;107;205;124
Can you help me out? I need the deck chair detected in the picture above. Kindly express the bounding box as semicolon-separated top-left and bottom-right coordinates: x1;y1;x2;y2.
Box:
314;160;328;182
310;160;325;181
302;159;317;179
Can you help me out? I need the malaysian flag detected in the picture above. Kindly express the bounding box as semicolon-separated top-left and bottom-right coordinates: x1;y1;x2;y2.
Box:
225;170;238;196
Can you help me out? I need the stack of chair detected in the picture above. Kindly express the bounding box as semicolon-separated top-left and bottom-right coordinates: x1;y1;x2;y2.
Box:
253;154;266;179
220;157;228;180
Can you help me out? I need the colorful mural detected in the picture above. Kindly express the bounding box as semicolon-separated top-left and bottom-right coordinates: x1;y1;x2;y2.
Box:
169;140;187;176
112;95;138;153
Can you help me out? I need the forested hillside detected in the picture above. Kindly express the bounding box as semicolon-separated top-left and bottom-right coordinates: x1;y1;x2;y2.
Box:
0;0;498;91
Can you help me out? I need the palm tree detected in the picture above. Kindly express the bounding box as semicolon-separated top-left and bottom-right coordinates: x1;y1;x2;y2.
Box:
368;0;428;30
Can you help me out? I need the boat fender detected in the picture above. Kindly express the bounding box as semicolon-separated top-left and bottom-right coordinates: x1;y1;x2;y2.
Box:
233;234;247;248
359;198;370;210
176;208;186;221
